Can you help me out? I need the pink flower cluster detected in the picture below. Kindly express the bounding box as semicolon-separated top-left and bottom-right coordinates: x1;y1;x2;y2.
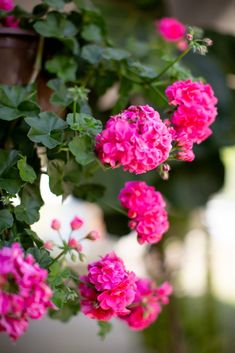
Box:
95;105;172;174
119;181;169;245
79;252;172;330
0;0;14;11
0;0;19;28
121;279;172;330
0;243;54;340
79;252;137;320
156;17;187;50
166;79;218;161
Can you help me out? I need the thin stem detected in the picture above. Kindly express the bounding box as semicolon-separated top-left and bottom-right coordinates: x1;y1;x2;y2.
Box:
152;47;191;81
73;100;77;124
101;200;127;216
48;249;66;268
150;84;168;104
29;37;45;84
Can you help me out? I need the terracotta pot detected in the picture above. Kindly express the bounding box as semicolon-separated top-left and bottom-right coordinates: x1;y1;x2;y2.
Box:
0;27;38;85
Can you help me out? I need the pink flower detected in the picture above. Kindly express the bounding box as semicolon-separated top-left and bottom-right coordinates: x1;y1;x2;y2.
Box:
119;278;172;330
51;219;61;231
88;252;127;291
0;243;54;340
156;17;186;42
86;230;101;241
119;181;169;245
95;105;172;174
79;252;137;321
70;216;83;231
165;80;218;161
0;0;14;11
3;16;19;28
68;238;83;252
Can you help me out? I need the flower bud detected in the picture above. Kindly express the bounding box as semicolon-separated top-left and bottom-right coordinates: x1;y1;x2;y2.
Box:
86;230;101;241
186;33;193;41
70;216;84;231
68;238;83;253
203;38;213;46
51;219;61;231
44;241;54;251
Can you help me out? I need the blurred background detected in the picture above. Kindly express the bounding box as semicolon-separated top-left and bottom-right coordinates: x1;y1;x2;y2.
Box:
2;0;235;352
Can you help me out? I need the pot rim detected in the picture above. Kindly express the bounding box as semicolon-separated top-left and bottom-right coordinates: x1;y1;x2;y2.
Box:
0;27;37;37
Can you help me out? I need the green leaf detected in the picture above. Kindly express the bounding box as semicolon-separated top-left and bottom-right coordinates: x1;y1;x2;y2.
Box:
14;184;43;225
73;183;105;202
49;299;80;322
126;60;157;80
47;79;73;107
34;12;78;39
102;48;130;61
68;135;95;165
25;112;67;149
66;113;102;136
0;149;22;193
17;156;37;184
0;85;39;121
25;228;44;247
81;44;103;64
81;24;103;43
45;55;78;82
43;0;66;9
47;159;65;195
97;321;112;339
0;209;14;234
26;247;52;268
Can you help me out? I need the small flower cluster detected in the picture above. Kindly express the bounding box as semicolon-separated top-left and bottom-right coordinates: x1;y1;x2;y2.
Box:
155;17;187;51
0;243;54;340
48;216;101;261
95;105;172;174
119;181;169;245
79;252;172;330
0;0;19;28
121;278;172;330
166;79;218;161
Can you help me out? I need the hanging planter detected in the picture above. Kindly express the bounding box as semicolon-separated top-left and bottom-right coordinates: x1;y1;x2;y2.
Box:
0;27;38;85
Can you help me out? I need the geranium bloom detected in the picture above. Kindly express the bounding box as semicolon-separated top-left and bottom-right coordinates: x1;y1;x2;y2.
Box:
70;216;83;230
120;278;172;330
156;17;186;42
165;80;218;161
0;243;54;340
119;181;169;244
95;105;172;174
79;252;137;320
0;0;14;11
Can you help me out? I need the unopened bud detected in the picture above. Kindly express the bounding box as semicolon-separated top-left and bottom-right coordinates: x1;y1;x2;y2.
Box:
186;33;193;41
51;219;61;231
70;216;84;231
203;38;213;46
44;241;54;251
86;230;101;241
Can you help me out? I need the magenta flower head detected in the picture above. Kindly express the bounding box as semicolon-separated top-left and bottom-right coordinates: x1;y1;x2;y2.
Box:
0;243;54;340
70;216;84;231
0;0;14;11
119;278;172;330
165;79;218;161
156;17;186;42
119;181;169;245
95;105;172;174
51;219;61;231
86;230;101;241
79;252;137;321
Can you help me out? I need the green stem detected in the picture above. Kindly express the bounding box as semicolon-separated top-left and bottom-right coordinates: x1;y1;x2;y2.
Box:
101;200;127;216
152;47;191;81
48;249;66;268
150;85;168;104
73;100;77;124
29;36;45;84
